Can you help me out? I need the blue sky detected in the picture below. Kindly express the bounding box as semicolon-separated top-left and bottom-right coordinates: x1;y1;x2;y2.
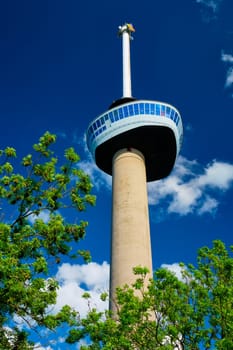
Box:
1;0;233;348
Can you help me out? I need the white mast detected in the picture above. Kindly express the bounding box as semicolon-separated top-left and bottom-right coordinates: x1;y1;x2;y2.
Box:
118;23;135;98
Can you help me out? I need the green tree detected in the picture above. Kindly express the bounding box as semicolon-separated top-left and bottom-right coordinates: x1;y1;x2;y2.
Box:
67;240;233;350
0;132;95;349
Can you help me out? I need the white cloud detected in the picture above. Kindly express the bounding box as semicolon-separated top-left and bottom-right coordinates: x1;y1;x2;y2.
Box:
34;344;52;350
197;161;233;189
28;210;50;224
221;52;233;89
13;313;37;332
221;52;233;64
225;68;233;88
78;159;112;190
76;339;89;350
198;196;218;215
168;183;202;215
57;261;109;291
161;263;185;282
75;132;112;190
148;156;233;216
54;262;109;318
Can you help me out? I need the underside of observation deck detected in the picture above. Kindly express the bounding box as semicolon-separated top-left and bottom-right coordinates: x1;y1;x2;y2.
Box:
95;124;177;182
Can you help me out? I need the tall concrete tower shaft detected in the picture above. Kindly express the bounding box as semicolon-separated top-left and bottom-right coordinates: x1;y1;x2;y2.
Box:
110;148;153;310
86;23;183;313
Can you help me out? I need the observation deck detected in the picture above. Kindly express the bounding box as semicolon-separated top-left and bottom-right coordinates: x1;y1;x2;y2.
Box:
86;99;183;182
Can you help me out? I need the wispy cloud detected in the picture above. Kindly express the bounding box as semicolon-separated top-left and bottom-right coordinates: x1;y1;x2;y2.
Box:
78;159;112;190
33;344;52;350
74;133;112;190
221;51;233;91
196;0;222;12
56;131;67;140
225;68;233;89
196;0;223;21
221;52;233;64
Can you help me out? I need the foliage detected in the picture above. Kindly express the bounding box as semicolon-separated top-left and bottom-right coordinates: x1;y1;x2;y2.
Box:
67;240;233;350
0;132;95;348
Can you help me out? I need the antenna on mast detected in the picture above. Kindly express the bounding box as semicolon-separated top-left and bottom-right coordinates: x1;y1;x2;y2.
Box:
118;23;135;98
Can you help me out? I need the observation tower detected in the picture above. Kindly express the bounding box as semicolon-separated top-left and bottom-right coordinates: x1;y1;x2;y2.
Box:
86;24;183;311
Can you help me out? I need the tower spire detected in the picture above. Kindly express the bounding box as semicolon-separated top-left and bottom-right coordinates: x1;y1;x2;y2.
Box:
118;23;135;98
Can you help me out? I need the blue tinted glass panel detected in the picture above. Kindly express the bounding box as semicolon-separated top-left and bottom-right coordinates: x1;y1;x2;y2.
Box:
109;112;114;122
128;104;134;115
123;106;129;117
177;116;180;126
113;110;119;120
104;114;108;121
102;125;106;131
93;122;97;130
134;103;139;115
118;108;123;119
139;103;144;114
175;114;179;125
156;104;160;115
170;109;175;120
150;103;155;115
166;107;171;117
161;105;165;116
97;119;101;127
145;103;150;114
100;117;104;125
